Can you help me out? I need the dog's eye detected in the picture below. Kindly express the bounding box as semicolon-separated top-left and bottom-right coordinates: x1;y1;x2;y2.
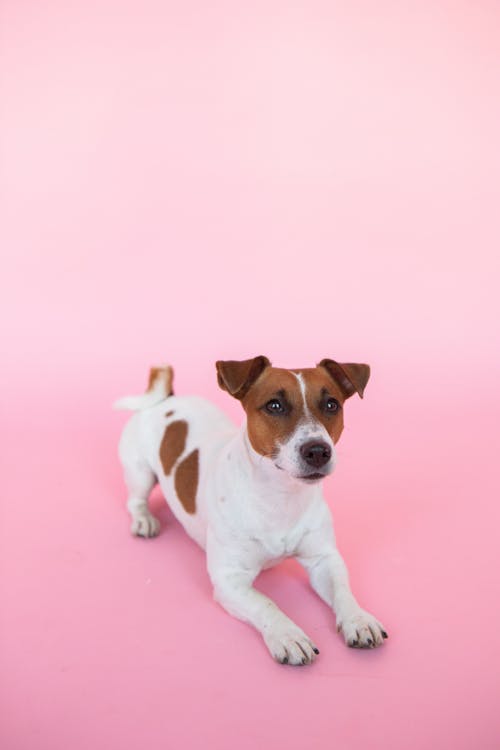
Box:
266;399;285;414
325;398;340;413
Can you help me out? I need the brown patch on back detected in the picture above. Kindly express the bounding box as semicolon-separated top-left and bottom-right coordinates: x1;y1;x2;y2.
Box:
159;420;188;475
174;449;199;514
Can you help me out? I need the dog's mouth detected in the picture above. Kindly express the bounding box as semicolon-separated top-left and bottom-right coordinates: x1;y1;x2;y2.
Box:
297;472;326;482
275;465;328;483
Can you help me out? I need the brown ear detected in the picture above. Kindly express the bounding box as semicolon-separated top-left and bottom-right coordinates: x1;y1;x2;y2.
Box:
216;356;271;400
318;359;370;399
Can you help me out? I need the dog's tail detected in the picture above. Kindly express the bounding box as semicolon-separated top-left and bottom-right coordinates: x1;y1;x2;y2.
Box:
113;365;174;411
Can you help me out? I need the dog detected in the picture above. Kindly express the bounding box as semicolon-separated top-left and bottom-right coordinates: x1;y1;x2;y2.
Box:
114;356;387;665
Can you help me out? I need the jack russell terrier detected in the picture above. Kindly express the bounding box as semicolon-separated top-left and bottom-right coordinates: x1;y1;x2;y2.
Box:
114;356;387;665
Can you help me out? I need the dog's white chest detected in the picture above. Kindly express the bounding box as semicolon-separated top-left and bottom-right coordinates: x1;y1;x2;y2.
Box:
254;522;312;568
256;539;286;569
260;532;293;560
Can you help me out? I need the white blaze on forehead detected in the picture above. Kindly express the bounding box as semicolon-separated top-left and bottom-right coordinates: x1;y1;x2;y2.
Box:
290;372;311;420
287;371;331;445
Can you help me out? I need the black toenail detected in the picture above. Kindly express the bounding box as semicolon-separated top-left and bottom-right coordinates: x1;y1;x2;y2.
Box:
313;648;319;654
382;631;388;638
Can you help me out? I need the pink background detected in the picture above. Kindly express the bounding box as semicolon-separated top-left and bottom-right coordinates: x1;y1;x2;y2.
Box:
1;1;500;748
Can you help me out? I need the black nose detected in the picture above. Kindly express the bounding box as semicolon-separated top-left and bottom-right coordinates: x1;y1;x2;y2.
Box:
300;441;332;468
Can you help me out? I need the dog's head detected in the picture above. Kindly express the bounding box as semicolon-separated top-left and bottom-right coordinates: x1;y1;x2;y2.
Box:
216;356;370;484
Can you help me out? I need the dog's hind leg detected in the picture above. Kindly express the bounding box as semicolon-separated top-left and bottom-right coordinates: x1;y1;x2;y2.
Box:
119;416;160;538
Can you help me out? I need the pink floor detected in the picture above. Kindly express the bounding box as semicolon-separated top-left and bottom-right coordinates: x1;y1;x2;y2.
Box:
2;1;500;748
2;379;500;750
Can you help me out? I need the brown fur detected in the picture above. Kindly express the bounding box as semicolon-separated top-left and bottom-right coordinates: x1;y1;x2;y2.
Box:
242;367;347;457
174;450;199;514
242;369;303;457
216;356;270;399
159;420;188;475
165;410;175;418
318;360;370;399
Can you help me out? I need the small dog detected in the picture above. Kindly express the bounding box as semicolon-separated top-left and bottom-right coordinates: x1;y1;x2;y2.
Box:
114;356;387;665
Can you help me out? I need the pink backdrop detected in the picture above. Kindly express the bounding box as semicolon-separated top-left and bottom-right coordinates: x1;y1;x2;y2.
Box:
1;2;499;748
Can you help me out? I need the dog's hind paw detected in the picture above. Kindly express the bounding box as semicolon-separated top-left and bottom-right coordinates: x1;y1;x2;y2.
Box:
131;512;161;538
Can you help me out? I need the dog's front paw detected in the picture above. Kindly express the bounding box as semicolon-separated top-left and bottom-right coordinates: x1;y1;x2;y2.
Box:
131;512;160;538
264;624;320;666
337;609;388;649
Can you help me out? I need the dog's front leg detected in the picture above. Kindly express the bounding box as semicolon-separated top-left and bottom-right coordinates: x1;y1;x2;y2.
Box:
207;531;319;665
296;510;388;649
301;548;388;648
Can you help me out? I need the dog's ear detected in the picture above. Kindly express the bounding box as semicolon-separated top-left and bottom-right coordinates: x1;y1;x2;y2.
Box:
318;359;370;399
216;356;271;400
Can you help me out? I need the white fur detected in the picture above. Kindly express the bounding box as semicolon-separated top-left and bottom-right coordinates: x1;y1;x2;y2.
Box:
116;378;386;665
